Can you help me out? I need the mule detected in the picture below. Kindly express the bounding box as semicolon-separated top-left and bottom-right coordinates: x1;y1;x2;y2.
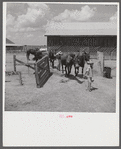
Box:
33;50;43;61
26;48;46;62
49;50;56;68
61;53;75;76
74;52;90;76
26;48;39;61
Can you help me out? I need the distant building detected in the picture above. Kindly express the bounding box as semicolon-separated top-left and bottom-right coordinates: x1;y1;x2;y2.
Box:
6;38;24;52
45;22;117;59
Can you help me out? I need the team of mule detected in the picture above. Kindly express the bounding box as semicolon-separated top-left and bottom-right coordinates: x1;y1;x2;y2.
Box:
26;48;90;76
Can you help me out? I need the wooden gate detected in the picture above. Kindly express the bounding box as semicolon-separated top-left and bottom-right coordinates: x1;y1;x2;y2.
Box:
34;55;50;88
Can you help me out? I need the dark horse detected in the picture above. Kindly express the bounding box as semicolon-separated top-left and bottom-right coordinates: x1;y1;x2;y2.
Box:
26;48;43;62
61;53;75;76
49;50;56;68
74;52;90;76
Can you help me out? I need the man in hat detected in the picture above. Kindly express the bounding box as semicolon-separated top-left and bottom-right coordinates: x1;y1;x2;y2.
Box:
84;60;94;92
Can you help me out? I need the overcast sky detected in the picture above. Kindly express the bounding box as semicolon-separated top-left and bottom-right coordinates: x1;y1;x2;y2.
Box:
6;2;118;45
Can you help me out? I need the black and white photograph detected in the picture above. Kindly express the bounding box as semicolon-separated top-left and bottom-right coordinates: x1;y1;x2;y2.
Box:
3;1;119;146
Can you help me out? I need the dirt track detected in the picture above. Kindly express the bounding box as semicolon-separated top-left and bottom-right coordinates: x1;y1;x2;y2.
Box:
5;53;116;112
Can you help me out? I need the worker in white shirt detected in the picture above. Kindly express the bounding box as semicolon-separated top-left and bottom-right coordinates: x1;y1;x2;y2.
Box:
84;60;94;92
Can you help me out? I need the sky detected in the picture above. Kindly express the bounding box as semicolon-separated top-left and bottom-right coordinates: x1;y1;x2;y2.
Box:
6;2;118;45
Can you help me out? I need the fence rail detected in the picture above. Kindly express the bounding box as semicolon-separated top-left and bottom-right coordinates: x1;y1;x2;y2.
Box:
13;55;35;72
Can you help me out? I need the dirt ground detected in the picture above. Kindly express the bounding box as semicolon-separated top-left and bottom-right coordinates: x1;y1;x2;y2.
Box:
5;53;116;112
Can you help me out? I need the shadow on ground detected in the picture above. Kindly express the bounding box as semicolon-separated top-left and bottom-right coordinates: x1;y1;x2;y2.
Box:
91;87;98;91
40;72;53;88
66;74;84;84
77;74;83;78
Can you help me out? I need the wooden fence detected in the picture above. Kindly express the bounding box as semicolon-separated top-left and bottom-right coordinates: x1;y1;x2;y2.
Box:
89;47;117;60
34;55;51;88
6;71;23;85
13;55;35;72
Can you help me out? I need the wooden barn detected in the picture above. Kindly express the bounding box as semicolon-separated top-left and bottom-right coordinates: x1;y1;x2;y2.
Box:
45;22;117;60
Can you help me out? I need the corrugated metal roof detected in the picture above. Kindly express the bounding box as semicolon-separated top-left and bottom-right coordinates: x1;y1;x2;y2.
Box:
45;22;117;36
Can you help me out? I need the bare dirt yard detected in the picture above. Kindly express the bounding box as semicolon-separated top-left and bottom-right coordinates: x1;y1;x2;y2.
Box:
5;53;116;112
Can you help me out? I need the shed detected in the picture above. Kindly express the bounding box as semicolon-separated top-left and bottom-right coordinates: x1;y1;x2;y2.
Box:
6;38;24;52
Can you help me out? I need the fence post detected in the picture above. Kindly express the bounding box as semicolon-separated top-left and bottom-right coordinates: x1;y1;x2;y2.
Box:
18;72;23;85
27;59;30;74
13;55;16;72
97;51;104;76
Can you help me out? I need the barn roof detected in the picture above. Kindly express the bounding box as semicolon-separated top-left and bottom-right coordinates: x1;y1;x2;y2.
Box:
6;38;14;44
6;38;23;46
6;44;23;46
45;22;117;36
